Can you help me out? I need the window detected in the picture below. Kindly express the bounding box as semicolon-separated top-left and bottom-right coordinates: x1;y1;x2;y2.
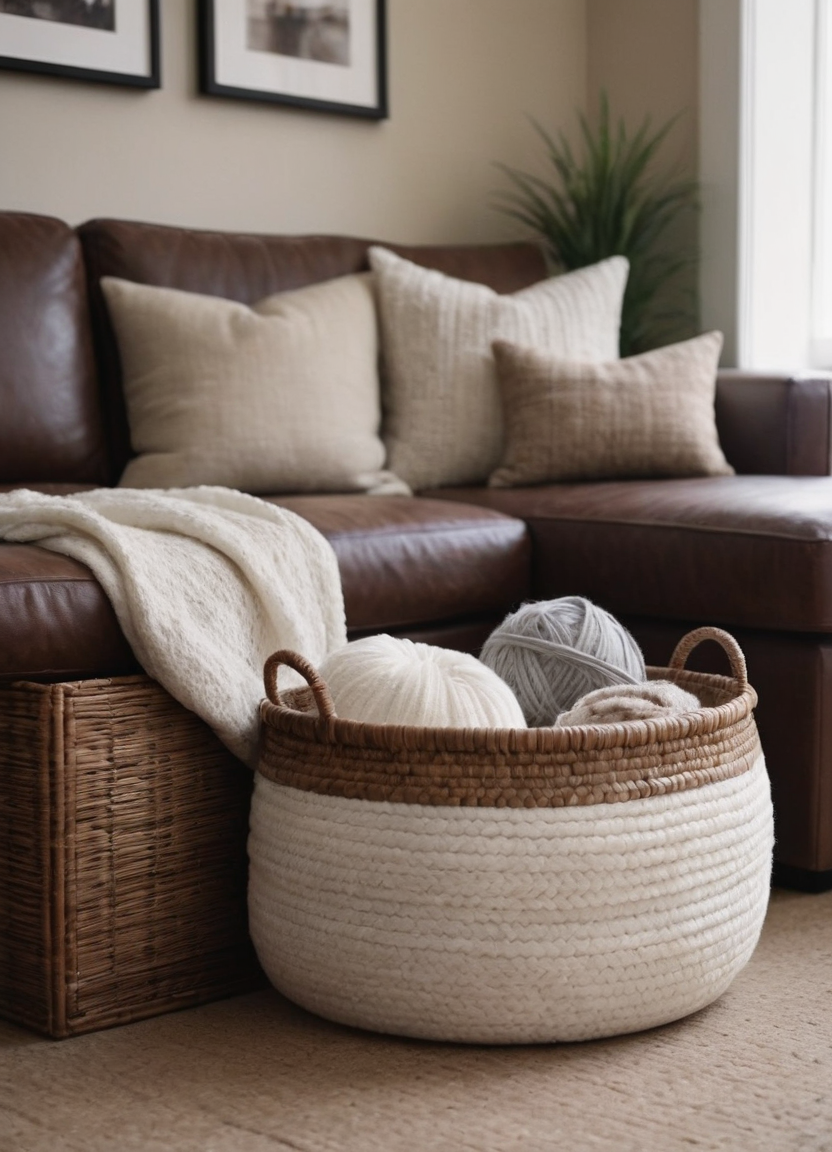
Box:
700;0;832;371
812;0;832;365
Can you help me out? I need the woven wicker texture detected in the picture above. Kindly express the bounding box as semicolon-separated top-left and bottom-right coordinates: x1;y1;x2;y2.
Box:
0;676;262;1038
259;629;760;807
249;764;772;1043
251;628;774;1043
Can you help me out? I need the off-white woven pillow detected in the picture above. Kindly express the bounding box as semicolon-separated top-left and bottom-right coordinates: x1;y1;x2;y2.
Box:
102;273;408;494
369;247;629;490
489;330;733;486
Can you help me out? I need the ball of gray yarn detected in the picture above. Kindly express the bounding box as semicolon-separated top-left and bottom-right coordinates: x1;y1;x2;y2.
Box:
480;596;647;726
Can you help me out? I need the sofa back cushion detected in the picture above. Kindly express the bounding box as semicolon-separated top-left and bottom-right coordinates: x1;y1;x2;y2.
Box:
0;213;107;484
370;248;628;489
77;218;546;482
102;273;406;495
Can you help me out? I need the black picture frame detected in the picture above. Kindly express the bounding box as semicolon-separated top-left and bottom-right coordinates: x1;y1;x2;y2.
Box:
0;1;160;89
198;0;387;120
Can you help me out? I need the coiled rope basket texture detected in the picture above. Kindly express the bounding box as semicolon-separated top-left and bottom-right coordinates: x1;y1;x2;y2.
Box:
250;627;774;1045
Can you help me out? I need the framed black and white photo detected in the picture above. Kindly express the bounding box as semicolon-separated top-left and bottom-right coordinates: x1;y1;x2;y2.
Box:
199;0;387;120
0;1;159;88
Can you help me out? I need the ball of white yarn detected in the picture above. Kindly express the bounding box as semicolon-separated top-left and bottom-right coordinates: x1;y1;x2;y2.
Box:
555;680;701;727
480;596;646;726
318;634;527;729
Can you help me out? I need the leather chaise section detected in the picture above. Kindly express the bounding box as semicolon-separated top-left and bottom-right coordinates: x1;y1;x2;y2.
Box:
431;475;832;633
0;496;531;681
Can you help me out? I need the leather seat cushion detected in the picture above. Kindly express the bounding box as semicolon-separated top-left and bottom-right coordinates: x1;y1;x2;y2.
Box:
267;495;530;632
0;494;530;681
430;475;832;634
0;543;138;681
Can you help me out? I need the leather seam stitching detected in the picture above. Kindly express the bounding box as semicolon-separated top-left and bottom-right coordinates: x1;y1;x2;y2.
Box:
522;515;832;542
326;523;525;542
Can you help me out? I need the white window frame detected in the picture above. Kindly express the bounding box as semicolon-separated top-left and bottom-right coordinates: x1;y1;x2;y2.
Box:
812;0;832;366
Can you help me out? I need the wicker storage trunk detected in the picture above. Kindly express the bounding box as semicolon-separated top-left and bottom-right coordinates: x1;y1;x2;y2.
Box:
0;675;262;1038
252;628;774;1045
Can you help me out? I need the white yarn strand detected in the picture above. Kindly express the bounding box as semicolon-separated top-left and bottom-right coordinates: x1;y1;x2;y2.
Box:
480;597;647;726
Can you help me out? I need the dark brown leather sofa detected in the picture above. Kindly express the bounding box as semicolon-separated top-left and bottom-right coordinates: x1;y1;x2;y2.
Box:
3;210;832;890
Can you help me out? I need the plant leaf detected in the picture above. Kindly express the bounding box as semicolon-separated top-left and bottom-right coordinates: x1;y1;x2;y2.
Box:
493;92;699;353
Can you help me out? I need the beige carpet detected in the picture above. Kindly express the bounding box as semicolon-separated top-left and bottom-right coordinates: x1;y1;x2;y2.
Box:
1;888;830;1152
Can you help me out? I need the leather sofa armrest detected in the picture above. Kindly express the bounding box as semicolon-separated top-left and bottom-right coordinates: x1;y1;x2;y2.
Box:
715;369;832;475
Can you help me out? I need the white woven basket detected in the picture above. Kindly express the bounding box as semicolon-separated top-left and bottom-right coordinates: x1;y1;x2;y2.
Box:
250;628;773;1044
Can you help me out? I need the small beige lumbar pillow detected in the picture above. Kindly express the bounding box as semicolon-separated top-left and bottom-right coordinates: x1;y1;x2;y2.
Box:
489;330;733;487
369;247;629;490
102;273;409;495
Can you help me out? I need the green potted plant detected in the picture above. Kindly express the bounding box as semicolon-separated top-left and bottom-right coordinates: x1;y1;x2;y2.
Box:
494;96;698;356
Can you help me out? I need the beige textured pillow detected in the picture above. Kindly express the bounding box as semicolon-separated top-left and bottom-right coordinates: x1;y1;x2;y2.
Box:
369;247;629;490
489;330;733;487
102;273;408;495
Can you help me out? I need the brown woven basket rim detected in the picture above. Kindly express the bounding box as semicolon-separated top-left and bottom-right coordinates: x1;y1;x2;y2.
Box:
259;663;756;758
258;630;761;807
8;674;157;694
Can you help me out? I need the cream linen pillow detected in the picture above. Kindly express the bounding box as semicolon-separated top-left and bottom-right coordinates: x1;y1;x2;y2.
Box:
489;330;733;487
369;247;629;490
102;273;408;494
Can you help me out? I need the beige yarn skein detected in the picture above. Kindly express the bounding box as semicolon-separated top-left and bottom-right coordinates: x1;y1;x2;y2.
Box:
556;680;701;727
480;596;646;726
318;634;527;728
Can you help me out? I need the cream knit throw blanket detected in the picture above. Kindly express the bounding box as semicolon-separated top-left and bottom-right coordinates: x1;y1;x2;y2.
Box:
0;487;346;766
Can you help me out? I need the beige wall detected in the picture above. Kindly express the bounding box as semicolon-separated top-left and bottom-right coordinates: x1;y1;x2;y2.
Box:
0;0;586;243
586;0;698;177
587;0;700;334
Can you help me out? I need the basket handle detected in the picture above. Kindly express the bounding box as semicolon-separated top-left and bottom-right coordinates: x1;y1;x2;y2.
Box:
668;627;748;687
263;649;337;720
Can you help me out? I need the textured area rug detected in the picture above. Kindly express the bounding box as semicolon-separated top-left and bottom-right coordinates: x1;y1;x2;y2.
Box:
1;888;830;1152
